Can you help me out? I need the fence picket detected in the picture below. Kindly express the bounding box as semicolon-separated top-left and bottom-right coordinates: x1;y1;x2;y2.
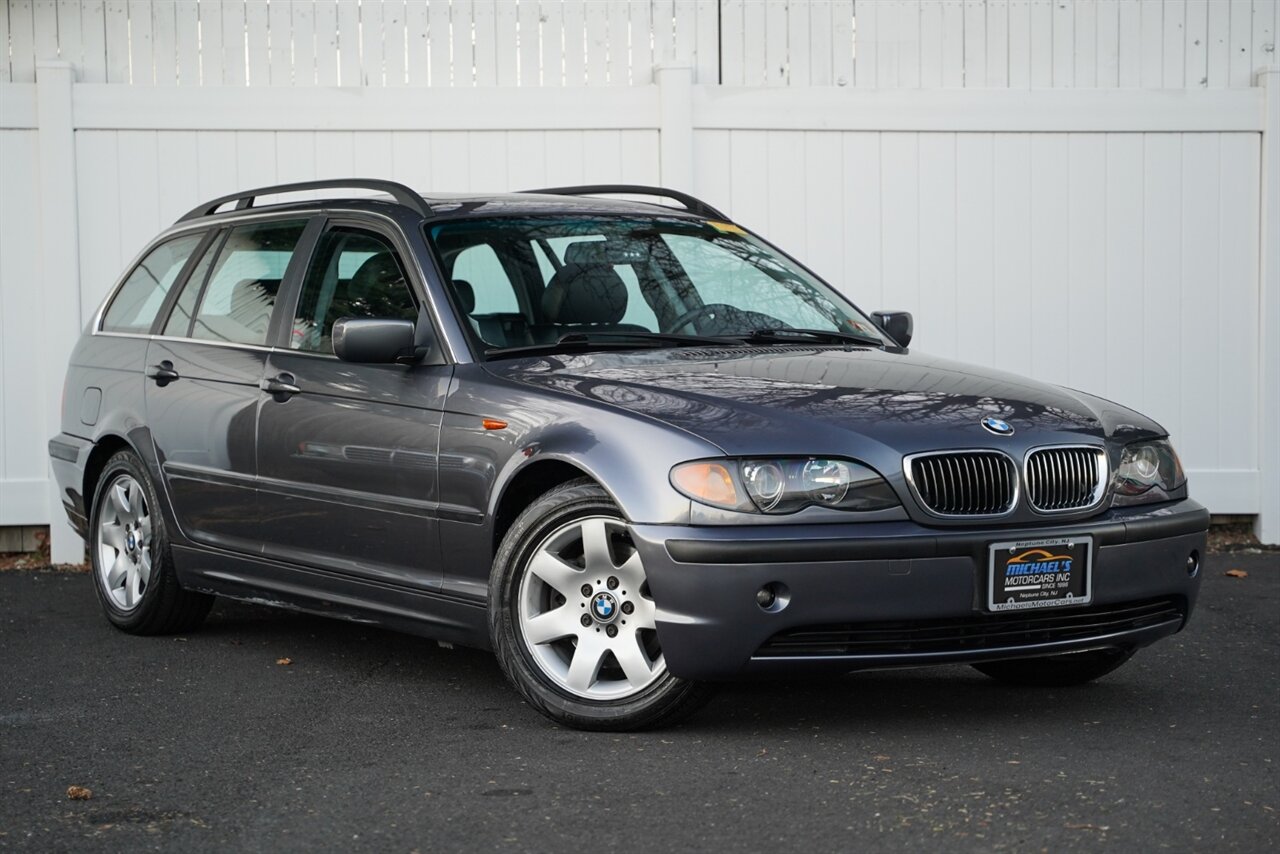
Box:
1095;0;1120;87
1161;0;1185;89
152;0;177;86
406;0;428;85
964;0;987;87
985;0;1009;86
336;0;361;85
361;0;386;86
384;0;408;86
1184;0;1208;88
314;1;340;86
1073;0;1097;87
103;0;129;83
245;0;270;86
494;0;518;86
472;0;498;87
1227;0;1253;86
292;0;316;86
518;0;541;86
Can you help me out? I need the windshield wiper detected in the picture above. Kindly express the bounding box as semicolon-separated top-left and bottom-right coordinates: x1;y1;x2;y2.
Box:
485;331;738;361
738;327;886;349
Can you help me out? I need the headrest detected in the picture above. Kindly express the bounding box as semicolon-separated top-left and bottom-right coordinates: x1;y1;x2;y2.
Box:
351;252;404;294
542;264;628;324
563;240;611;266
451;279;476;314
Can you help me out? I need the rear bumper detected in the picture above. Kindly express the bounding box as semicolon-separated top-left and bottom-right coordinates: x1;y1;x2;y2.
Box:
48;433;93;540
634;499;1208;680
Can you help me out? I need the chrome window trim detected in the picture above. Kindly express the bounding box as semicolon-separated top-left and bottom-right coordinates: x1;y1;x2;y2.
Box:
89;329;276;353
901;449;1020;520
1022;444;1110;515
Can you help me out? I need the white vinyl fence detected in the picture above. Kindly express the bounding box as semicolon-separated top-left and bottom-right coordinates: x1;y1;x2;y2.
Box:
2;1;1279;561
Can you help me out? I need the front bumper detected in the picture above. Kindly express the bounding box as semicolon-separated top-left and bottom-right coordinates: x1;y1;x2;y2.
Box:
635;499;1208;680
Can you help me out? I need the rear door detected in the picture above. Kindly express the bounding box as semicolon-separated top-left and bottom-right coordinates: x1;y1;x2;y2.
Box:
145;217;314;553
255;219;451;591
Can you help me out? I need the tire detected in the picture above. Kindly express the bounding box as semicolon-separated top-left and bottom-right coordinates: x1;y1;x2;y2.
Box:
489;478;714;731
972;647;1135;687
88;449;214;635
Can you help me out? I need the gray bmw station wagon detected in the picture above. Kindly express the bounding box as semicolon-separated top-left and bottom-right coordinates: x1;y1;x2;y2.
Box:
50;180;1208;730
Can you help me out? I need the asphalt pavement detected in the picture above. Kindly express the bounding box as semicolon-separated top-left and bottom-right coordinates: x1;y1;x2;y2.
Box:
1;551;1276;852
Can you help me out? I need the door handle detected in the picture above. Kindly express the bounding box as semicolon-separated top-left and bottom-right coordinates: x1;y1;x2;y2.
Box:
260;373;301;401
146;361;180;385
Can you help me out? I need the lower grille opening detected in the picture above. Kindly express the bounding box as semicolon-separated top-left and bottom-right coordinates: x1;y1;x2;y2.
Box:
754;598;1185;658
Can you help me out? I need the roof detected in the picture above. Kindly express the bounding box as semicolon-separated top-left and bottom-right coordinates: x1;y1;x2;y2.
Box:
177;181;727;225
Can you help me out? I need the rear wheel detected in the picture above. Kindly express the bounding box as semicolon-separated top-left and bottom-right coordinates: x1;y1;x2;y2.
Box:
90;450;213;634
490;478;713;730
972;648;1135;687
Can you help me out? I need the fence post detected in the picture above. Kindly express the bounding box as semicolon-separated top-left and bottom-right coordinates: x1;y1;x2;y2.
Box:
1259;70;1280;545
36;61;84;564
657;65;694;192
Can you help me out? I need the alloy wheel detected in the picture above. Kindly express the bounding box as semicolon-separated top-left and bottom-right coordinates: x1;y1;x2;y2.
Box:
96;474;153;611
517;516;665;701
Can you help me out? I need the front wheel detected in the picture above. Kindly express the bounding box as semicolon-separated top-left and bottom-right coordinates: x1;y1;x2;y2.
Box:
972;647;1135;687
489;478;713;730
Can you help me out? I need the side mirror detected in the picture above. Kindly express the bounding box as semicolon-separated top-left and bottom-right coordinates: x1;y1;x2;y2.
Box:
332;317;417;363
872;310;913;348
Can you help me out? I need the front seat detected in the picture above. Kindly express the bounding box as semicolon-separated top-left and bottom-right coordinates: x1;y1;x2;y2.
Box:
541;260;644;335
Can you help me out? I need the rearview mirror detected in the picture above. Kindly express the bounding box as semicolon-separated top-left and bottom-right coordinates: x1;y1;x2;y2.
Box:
872;310;913;348
332;317;417;363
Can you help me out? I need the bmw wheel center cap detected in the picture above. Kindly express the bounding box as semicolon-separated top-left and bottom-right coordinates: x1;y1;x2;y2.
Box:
981;416;1014;436
591;592;618;623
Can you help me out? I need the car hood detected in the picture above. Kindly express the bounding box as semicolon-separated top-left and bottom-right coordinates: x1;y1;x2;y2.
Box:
485;345;1166;457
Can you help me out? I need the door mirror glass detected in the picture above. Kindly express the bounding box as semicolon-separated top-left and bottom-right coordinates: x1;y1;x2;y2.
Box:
332;317;417;363
872;310;913;348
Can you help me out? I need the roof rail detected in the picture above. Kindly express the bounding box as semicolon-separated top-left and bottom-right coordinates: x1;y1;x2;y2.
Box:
178;178;431;222
521;184;729;220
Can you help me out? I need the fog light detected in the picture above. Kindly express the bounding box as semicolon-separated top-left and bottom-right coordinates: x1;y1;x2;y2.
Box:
755;582;790;613
1186;550;1200;577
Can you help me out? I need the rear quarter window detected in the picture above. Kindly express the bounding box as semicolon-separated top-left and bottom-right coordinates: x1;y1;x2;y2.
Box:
100;233;205;334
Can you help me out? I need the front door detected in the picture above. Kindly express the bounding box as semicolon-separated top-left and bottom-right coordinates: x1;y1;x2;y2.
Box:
145;218;311;553
256;222;451;591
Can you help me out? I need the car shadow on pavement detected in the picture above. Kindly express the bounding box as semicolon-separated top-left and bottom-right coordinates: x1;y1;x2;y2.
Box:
197;596;1153;736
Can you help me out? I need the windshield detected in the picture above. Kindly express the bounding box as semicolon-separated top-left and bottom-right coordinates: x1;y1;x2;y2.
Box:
427;216;887;355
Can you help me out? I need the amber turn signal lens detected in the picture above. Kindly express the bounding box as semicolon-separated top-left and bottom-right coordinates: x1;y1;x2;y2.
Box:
481;418;508;430
670;462;739;508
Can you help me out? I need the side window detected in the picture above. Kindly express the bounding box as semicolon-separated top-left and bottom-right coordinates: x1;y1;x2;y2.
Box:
189;220;307;346
291;228;418;354
100;233;205;334
162;233;222;337
451;243;518;314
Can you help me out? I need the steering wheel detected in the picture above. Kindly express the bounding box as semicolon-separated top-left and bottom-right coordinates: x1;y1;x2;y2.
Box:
664;303;734;335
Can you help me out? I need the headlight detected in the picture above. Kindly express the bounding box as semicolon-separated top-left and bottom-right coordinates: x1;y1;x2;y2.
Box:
1112;439;1186;506
671;458;899;514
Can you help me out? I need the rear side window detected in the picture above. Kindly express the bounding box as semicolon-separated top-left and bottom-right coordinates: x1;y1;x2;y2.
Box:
290;228;418;354
186;220;307;346
100;233;205;334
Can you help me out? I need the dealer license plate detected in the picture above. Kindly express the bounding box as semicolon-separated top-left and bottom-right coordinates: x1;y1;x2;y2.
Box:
987;536;1092;612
